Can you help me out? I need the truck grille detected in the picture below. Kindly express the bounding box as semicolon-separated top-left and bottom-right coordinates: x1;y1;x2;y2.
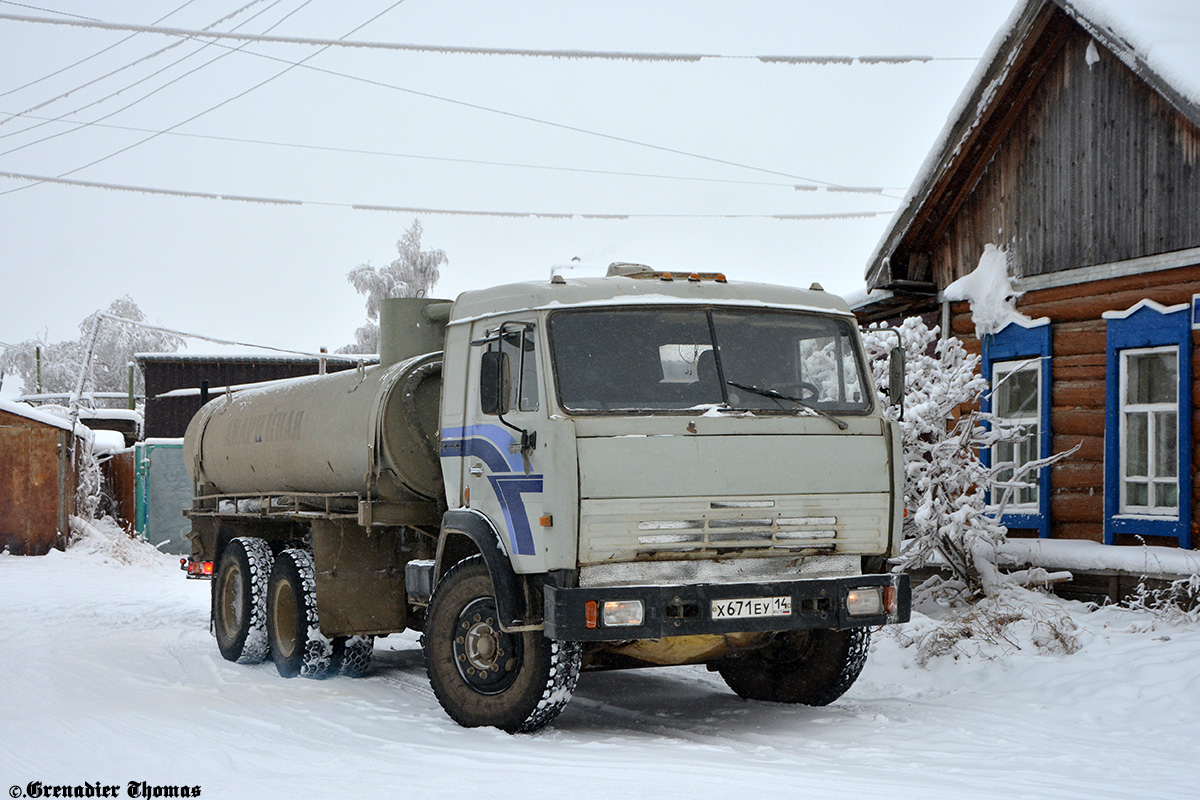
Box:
578;493;889;565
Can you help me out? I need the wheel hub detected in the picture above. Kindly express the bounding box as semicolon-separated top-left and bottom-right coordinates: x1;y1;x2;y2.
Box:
452;597;521;695
218;562;244;641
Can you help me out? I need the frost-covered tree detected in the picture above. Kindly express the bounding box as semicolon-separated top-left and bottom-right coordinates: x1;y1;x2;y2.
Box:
863;317;1003;596
0;296;182;399
863;317;1079;661
339;219;447;354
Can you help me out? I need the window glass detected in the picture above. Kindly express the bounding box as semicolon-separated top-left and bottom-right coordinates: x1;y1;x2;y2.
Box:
711;310;868;412
549;307;871;414
492;327;539;412
1126;351;1176;404
991;359;1041;509
1121;347;1178;514
551;309;721;411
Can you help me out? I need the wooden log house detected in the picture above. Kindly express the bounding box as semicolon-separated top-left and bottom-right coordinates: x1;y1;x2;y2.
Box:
855;0;1200;551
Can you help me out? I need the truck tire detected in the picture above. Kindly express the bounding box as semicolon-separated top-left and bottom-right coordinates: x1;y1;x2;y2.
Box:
424;556;582;733
716;627;870;706
267;548;334;679
332;635;374;678
213;537;273;664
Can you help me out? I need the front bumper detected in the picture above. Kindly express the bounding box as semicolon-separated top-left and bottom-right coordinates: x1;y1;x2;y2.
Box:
543;572;910;641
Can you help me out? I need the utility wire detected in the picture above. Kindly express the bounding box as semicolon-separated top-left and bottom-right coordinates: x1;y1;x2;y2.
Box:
0;109;906;192
0;2;902;197
0;0;296;146
0;168;897;220
230;44;897;191
0;11;978;65
0;1;274;129
96;313;363;362
0;0;200;101
0;0;406;197
0;339;37;355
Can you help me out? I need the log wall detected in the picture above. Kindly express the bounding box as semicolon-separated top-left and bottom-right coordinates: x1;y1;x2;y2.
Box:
950;266;1200;546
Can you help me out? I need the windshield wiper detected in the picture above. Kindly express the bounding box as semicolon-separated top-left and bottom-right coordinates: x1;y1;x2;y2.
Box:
725;380;848;430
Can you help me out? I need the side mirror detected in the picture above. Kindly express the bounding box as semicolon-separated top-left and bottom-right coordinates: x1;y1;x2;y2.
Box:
888;345;906;420
480;350;512;416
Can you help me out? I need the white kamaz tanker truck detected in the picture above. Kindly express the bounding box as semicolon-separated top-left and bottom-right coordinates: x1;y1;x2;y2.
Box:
181;264;911;732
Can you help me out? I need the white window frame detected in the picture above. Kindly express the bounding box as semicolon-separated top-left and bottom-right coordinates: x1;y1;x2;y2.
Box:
1118;345;1179;517
990;357;1042;513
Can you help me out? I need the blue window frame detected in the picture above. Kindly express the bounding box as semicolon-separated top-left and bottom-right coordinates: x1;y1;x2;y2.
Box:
981;320;1052;537
1103;300;1192;548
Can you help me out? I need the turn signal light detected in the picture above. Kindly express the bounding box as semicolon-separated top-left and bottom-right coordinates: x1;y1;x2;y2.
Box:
884;585;898;614
585;601;598;629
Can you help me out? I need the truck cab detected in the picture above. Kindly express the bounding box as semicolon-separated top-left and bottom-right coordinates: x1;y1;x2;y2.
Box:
422;265;909;729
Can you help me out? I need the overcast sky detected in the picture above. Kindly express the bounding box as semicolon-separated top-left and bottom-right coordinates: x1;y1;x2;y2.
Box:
0;0;1018;370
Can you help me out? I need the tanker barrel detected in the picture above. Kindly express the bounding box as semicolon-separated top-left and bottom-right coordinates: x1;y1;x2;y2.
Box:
184;351;444;504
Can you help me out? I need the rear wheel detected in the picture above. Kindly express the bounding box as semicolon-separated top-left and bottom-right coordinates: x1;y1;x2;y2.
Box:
332;635;375;678
267;548;333;679
213;537;273;664
716;627;870;706
424;556;581;733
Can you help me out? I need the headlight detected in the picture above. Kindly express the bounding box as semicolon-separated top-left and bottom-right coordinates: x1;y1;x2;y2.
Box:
601;599;645;627
846;587;884;616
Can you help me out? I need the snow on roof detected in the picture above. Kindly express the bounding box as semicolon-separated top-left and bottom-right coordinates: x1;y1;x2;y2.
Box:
91;429;128;455
135;352;375;364
865;0;1200;285
0;399;91;439
0;398;77;432
1066;0;1200;109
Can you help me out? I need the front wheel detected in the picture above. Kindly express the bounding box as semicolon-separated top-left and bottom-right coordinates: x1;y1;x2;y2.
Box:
424;556;581;733
716;627;870;706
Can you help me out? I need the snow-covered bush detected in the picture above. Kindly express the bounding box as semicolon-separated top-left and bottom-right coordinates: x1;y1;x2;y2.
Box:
1125;574;1200;625
863;317;1079;661
862;317;1005;596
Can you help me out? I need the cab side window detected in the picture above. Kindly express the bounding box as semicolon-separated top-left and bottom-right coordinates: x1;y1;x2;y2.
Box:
492;327;539;412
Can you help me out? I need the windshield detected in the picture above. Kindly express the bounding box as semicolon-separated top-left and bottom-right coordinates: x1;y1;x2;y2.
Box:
549;307;872;414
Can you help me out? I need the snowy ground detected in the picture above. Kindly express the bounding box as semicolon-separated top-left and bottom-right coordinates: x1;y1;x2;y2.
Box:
2;531;1198;800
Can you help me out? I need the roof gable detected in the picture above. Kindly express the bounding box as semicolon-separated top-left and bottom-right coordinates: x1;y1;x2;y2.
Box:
866;0;1200;291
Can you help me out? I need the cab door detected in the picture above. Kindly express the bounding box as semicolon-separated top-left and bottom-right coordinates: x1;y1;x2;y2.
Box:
459;317;548;573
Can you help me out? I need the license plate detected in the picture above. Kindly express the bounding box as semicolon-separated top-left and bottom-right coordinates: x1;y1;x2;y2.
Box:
711;595;792;620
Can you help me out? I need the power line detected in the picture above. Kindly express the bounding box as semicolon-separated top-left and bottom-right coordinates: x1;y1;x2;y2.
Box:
0;11;979;65
96;313;362;362
0;0;302;154
0;3;904;198
0;108;907;193
0;168;897;220
0;0;200;101
0;0;408;197
0;1;276;129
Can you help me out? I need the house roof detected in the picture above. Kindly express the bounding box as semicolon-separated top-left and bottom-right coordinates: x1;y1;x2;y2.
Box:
864;0;1200;291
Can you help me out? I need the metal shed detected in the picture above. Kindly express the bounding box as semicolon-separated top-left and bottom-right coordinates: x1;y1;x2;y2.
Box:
0;400;81;555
